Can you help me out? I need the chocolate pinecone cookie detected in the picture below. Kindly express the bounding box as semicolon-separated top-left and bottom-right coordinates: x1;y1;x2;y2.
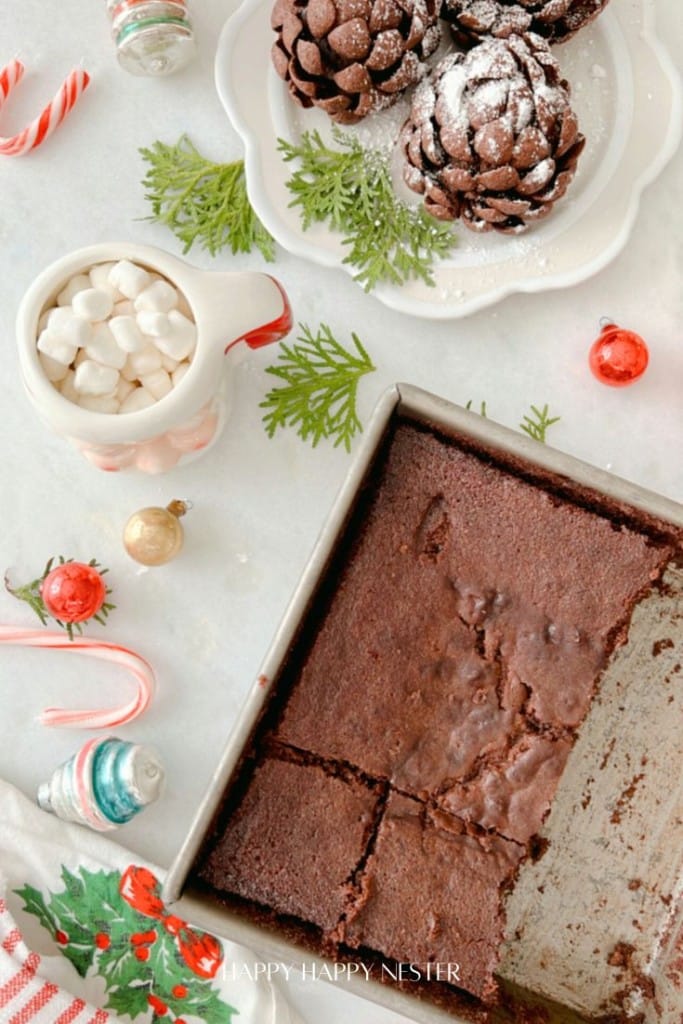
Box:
271;0;441;124
441;0;611;48
400;33;585;233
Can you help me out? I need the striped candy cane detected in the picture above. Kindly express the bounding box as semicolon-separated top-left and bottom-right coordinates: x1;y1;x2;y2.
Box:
0;626;155;728
0;59;91;157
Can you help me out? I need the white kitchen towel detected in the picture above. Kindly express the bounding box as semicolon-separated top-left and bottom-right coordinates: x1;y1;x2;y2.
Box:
0;778;300;1024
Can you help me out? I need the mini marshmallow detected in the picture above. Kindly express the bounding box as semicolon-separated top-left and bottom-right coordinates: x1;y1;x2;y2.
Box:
140;368;172;401
89;263;120;298
116;377;136;403
47;307;93;347
85;323;127;370
154;310;197;361
160;352;180;373
78;394;121;414
109;260;151;300
112;299;135;317
119;386;156;414
37;329;77;367
127;344;163;377
120;357;139;382
136;310;170;338
110;315;145;353
72;288;114;323
59;370;80;403
57;273;91;307
134;279;178;314
39;351;70;383
172;361;191;388
74;359;120;396
175;291;193;319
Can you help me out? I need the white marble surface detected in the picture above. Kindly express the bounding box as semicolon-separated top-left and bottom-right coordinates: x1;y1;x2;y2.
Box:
0;2;681;1023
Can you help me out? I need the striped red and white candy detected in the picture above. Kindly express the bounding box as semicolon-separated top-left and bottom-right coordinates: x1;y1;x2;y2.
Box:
0;60;90;157
0;627;155;728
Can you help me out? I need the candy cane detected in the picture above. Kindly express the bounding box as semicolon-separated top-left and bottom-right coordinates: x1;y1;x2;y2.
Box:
0;59;91;157
0;626;155;728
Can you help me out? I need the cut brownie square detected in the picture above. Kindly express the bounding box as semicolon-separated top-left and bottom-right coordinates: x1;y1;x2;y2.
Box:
197;757;381;932
343;794;524;1002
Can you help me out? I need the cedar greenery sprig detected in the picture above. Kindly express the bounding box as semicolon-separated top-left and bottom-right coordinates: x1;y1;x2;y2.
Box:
278;129;457;291
466;399;561;444
519;404;561;443
139;135;275;261
260;322;375;452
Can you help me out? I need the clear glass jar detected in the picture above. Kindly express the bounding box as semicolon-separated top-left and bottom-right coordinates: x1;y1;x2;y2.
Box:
105;0;197;77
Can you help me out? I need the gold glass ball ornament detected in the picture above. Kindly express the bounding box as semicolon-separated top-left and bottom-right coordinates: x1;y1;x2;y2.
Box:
123;500;191;566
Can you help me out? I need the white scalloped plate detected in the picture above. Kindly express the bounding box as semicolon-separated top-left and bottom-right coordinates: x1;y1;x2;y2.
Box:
215;0;681;319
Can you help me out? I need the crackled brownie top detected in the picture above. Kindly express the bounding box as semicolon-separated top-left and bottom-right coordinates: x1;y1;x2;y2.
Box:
275;421;670;827
343;793;524;1002
198;757;381;931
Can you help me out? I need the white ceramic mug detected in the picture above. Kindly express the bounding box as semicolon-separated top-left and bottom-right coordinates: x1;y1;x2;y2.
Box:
16;243;292;473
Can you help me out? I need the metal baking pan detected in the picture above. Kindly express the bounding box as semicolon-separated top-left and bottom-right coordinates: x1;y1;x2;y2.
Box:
164;383;683;1023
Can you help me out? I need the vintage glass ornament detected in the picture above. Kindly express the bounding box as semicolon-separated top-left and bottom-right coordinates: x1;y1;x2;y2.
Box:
123;499;190;566
589;323;649;387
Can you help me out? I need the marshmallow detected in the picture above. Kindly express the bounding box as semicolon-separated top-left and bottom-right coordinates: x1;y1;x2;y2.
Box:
136;310;169;338
74;359;119;396
116;377;136;403
140;368;172;401
59;370;80;403
160;353;180;373
127;344;163;377
110;315;145;353
119;386;156;414
175;291;193;319
37;329;77;367
154;310;197;361
120;357;139;382
85;323;127;369
78;394;121;414
47;307;92;347
39;351;70;383
112;299;135;317
57;273;91;307
172;361;190;388
72;288;114;323
109;260;151;300
89;263;120;298
134;279;178;314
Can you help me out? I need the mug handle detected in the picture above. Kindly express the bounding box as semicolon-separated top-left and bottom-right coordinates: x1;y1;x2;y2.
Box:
225;277;293;353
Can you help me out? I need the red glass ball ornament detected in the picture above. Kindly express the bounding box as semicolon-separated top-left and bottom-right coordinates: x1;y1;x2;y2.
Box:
588;323;649;387
40;562;107;624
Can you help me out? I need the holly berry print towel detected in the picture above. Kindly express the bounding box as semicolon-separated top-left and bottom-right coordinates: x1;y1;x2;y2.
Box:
0;778;299;1024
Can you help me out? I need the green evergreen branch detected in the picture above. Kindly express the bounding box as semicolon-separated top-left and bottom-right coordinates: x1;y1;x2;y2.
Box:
519;404;561;443
139;135;275;261
278;129;457;291
260;322;375;451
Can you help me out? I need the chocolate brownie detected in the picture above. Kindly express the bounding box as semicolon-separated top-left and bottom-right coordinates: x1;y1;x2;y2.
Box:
343;794;524;1001
199;757;382;932
196;420;678;1007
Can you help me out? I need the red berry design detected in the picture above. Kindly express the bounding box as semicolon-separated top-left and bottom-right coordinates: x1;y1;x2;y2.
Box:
172;984;188;999
41;562;107;623
131;929;158;946
148;994;168;1016
588;323;649;387
55;929;68;945
134;947;151;962
95;932;110;950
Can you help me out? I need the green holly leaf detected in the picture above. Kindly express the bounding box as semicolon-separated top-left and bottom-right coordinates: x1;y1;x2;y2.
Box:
14;884;58;936
105;980;151;1018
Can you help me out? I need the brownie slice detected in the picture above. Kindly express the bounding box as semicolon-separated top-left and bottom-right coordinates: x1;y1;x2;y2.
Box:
197;757;381;931
343;794;524;1002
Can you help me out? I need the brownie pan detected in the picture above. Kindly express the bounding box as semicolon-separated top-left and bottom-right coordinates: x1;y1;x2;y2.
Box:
164;383;683;1024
